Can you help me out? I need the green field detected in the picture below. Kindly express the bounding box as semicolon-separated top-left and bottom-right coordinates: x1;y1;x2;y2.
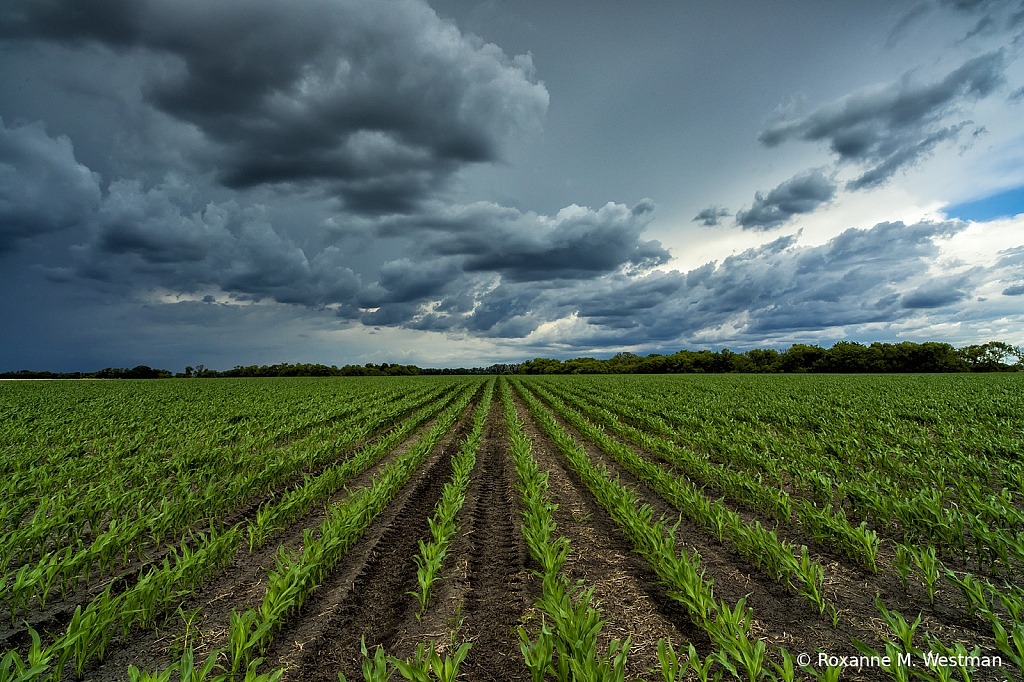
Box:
1;374;1022;681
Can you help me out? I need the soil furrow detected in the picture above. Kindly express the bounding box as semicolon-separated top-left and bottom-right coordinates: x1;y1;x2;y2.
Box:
524;382;1007;681
275;390;481;682
456;400;533;682
71;402;455;681
511;386;696;681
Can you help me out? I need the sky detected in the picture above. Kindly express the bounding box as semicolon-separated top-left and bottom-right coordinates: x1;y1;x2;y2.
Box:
1;0;1024;372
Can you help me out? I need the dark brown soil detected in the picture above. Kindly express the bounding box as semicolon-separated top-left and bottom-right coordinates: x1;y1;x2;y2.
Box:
3;378;1014;682
452;400;533;682
276;389;481;682
515;380;1009;682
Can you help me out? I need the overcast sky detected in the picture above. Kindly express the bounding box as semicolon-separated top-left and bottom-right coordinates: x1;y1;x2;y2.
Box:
2;0;1023;371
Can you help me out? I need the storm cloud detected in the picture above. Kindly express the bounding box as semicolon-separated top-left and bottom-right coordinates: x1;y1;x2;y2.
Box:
759;51;1006;190
528;220;974;346
59;167;669;331
1;0;548;211
2;2;1022;370
735;170;837;230
0;117;101;251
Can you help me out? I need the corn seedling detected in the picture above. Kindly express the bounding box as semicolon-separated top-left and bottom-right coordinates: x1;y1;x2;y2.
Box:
338;636;394;682
769;648;799;682
983;612;1024;681
687;645;723;682
874;596;922;657
895;544;913;591
923;636;982;682
801;658;843;682
907;544;941;605
942;568;990;619
646;638;690;682
518;623;554;682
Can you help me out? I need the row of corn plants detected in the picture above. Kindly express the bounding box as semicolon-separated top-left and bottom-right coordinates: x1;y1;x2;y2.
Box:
337;382;499;681
536;379;882;576
499;379;633;682
512;379;793;680
546;377;1024;633
0;380;413;532
570;375;1024;572
573;374;1022;512
408;379;494;620
526;375;1023;681
0;383;475;680
94;380;481;682
222;382;481;677
514;379;992;682
523;380;835;618
0;378;443;562
1;382;453;626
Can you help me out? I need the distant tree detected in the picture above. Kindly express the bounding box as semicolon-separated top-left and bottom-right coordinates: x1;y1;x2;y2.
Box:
958;342;1021;371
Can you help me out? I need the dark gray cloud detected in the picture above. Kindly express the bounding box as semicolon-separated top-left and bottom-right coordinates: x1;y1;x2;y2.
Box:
379;199;669;282
356;199;669;327
348;220;979;348
900;272;975;308
692;206;732;226
0;117;101;251
1;0;548;212
515;220;973;346
759;51;1006;190
940;0;1024;39
52;165;669;330
887;2;934;46
735;169;836;230
64;175;362;307
1003;284;1024;295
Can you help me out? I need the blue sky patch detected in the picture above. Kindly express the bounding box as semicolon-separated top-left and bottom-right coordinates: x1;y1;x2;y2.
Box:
945;185;1024;222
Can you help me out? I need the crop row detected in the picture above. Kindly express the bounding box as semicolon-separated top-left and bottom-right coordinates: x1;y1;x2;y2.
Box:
1;381;480;681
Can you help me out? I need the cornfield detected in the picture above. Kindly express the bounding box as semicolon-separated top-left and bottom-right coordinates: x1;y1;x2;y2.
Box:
1;373;1022;682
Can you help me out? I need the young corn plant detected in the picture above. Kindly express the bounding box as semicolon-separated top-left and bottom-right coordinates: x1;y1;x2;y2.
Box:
853;521;880;573
687;646;722;682
228;608;274;675
801;659;843;682
850;637;913;682
518;622;554;682
408;538;447;620
709;596;769;682
0;627;56;682
942;568;990;620
386;640;471;682
874;595;922;657
908;544;941;605
923;635;983;682
646;638;690;682
769;649;799;682
66;602;112;680
983;611;1024;682
338;636;394;682
895;544;913;591
793;545;826;614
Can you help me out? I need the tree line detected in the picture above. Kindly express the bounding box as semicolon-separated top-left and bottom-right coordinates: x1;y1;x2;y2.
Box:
2;341;1020;379
519;341;1022;374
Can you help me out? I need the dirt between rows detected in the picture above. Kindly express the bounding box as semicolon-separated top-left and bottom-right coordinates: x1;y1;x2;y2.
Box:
5;379;1012;682
0;397;412;654
517;382;1009;681
279;384;539;682
12;390;460;681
